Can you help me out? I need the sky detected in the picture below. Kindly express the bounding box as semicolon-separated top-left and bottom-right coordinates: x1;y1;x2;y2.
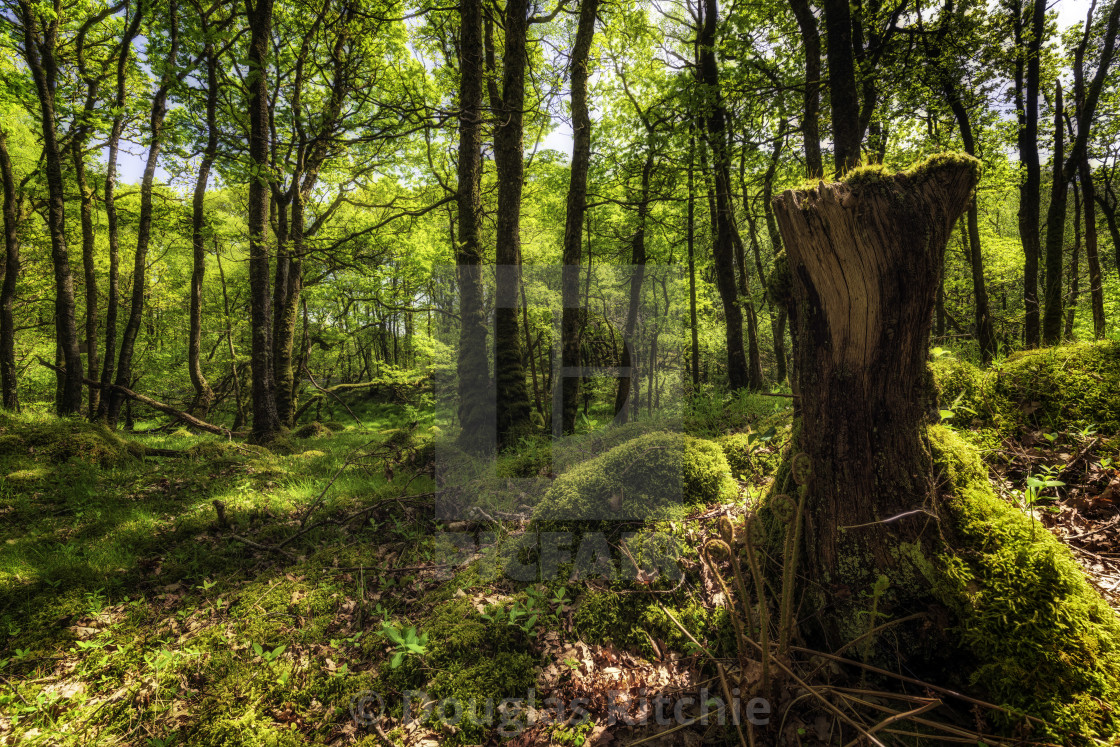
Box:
111;0;1098;185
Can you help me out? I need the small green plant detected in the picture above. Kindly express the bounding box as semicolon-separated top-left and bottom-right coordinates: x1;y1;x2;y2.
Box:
252;642;287;664
378;621;428;668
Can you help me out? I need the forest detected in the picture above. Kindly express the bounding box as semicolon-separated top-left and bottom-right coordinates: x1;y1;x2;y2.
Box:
1;0;1120;742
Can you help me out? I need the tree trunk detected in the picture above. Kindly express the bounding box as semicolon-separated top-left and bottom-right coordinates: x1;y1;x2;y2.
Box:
687;132;700;389
944;86;996;363
1065;179;1081;339
1080;160;1106;338
698;0;749;390
559;0;599;435
490;0;531;448
1042;81;1067;344
108;2;179;426
1014;0;1045;347
19;4;83;414
0;126;20;410
189;42;218;418
613;152;652;425
771;156;979;620
245;0;281;440
71;140;99;416
788;0;822;178
455;0;491;451
97;6;142;420
821;0;861;174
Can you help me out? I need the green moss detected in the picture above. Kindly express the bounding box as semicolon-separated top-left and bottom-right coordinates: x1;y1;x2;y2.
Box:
533;432;737;524
572;588;733;659
292;421;333;439
717;431;781;482
377;598;537;745
933;342;1120;435
170;427;194;438
928;425;1120;739
0;412;135;467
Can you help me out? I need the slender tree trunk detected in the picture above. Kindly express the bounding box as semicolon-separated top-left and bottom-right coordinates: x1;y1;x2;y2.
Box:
97;7;141;420
0;127;20;410
1065;179;1081;339
613;152;652;424
1014;0;1046;347
944;90;996;363
19;5;83;414
189;43;218;417
245;0;281;440
108;2;180;425
490;0;531;448
71;141;99;416
1080;161;1105;338
559;0;599;435
821;0;861;174
788;0;822;178
771;156;979;636
687;132;700;389
455;0;491;451
1042;81;1068;344
698;0;749;390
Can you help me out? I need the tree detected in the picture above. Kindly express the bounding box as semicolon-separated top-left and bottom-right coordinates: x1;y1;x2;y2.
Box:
244;0;282;440
455;0;491;451
771;154;979;635
11;0;84;414
0;124;20;410
559;0;599;436
1041;0;1120;343
821;0;860;174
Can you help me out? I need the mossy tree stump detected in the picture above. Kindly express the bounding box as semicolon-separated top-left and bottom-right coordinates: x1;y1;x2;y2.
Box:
771;155;980;613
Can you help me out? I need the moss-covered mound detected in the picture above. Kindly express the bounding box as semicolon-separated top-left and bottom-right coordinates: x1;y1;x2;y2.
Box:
927;426;1120;739
932;341;1120;436
533;431;737;524
0;411;138;467
717;431;782;481
291;421;333;439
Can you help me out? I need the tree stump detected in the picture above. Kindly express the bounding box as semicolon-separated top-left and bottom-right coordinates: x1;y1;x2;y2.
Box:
770;155;980;640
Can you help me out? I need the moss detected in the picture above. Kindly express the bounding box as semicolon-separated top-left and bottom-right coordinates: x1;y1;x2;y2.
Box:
377;597;537;745
765;251;792;311
321;421;348;432
933;342;1120;435
927;425;1120;739
0;412;135;467
572;588;734;659
170;427;194;438
292;421;333;439
717;431;782;482
533;431;737;525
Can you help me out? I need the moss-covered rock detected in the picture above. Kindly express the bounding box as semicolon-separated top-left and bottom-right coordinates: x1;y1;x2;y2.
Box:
292;421;333;439
927;425;1120;739
0;412;136;467
533;431;737;524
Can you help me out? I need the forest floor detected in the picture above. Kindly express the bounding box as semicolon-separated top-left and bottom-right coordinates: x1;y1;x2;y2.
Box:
0;345;1119;746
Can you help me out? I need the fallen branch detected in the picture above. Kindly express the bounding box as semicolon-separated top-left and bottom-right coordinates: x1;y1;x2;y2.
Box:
37;357;232;438
301;361;364;427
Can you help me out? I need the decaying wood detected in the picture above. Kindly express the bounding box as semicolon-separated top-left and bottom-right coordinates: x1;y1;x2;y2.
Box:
37;357;232;438
771;156;980;602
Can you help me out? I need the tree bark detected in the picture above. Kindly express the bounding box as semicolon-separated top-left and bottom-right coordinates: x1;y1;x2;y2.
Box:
559;0;598;435
0;126;20;410
613;151;652;425
771;156;979;613
455;0;491;451
19;1;84;414
245;0;281;440
687;131;700;389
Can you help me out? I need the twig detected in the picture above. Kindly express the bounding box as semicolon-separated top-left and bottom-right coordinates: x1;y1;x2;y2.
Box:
302;361;364;427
